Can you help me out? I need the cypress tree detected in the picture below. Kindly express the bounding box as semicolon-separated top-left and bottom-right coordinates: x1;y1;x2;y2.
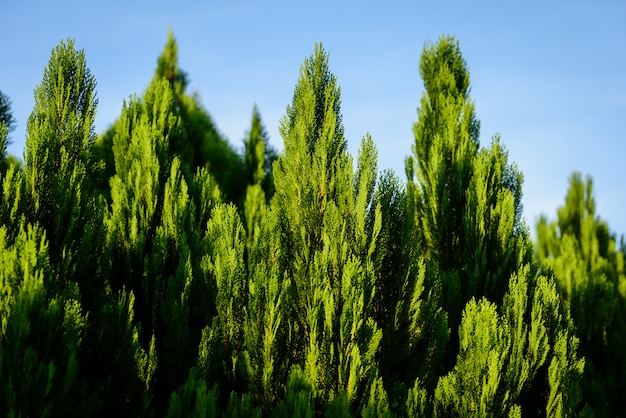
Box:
406;37;533;373
371;169;448;408
0;90;15;175
242;105;275;255
404;36;586;416
407;36;531;317
104;75;218;410
272;43;384;414
95;30;244;203
433;266;586;416
22;39;104;305
537;173;626;416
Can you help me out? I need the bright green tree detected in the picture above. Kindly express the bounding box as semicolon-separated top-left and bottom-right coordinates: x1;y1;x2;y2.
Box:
0;222;101;416
104;76;219;410
406;37;533;377
406;36;531;317
22;39;104;306
271;43;385;415
404;36;586;416
433;266;586;417
537;173;626;416
95;30;244;203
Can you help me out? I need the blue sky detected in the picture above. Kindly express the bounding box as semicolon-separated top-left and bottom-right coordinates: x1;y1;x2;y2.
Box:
2;1;625;239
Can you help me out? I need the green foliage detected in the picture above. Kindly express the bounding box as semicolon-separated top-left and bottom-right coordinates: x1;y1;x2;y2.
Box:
407;36;530;315
22;38;104;311
271;43;386;415
537;172;626;416
433;267;584;417
371;170;449;404
0;222;99;416
0;121;9;175
242;105;276;255
95;31;245;203
0;32;614;418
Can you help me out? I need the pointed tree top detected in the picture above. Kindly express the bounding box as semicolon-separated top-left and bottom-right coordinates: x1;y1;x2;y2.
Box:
155;29;188;95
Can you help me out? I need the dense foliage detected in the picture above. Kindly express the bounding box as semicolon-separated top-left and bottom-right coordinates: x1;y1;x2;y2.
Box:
0;32;623;417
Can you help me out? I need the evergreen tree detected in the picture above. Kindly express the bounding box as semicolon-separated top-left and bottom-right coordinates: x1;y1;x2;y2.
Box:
0;89;16;134
95;30;245;204
22;38;104;305
272;43;384;414
242;208;289;412
242;105;277;254
404;36;585;416
104;76;217;410
0;90;16;174
537;173;626;416
433;266;586;416
371;170;448;409
406;36;531;318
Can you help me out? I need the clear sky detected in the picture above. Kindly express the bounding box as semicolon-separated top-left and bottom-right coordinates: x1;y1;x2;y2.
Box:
2;1;625;239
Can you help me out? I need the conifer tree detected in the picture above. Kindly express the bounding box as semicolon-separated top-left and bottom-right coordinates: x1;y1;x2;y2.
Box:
406;36;531;316
537;173;626;416
22;39;104;305
0;122;23;233
403;36;586;416
242;105;276;254
433;267;586;416
0;90;16;175
242;208;289;412
0;90;16;135
96;30;244;203
371;170;448;408
104;76;217;409
272;43;385;414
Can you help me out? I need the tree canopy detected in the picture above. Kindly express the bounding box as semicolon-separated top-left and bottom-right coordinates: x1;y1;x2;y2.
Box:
0;32;622;417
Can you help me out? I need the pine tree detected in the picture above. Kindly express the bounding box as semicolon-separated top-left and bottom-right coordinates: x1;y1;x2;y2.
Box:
537;173;626;416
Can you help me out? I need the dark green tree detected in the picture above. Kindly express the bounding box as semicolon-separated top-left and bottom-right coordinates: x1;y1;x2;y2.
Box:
371;170;449;412
0;90;16;174
0;90;16;133
242;105;277;254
